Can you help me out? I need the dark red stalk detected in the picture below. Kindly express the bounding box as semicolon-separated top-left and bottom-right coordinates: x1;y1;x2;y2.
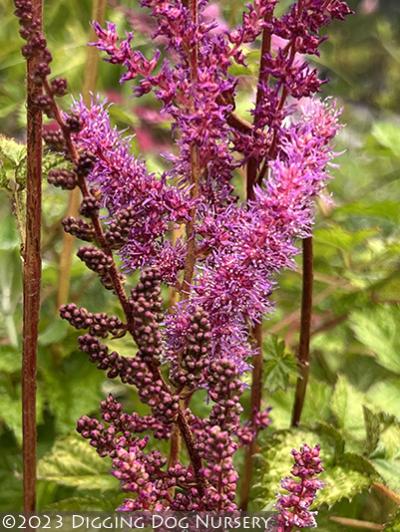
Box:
291;236;313;427
22;0;43;512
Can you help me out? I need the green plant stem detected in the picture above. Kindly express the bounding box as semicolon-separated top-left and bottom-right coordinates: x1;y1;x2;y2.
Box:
22;0;43;513
291;236;313;427
57;0;107;307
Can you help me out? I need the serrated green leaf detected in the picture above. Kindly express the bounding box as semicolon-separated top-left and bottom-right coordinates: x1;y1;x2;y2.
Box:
40;353;104;434
0;135;26;167
38;320;69;346
318;466;372;509
38;434;119;491
367;379;400;421
0;346;21;373
43;494;124;511
331;375;366;441
350;305;400;375
371;459;400;492
312;422;345;456
263;335;298;392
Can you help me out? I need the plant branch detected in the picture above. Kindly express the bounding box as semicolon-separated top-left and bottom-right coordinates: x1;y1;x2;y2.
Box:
291;236;313;427
168;0;202;473
22;0;43;513
57;0;107;307
329;517;384;530
43;67;206;498
240;322;263;511
373;482;400;506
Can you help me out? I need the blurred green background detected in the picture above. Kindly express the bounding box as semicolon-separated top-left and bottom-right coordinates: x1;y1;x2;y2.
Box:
1;0;400;528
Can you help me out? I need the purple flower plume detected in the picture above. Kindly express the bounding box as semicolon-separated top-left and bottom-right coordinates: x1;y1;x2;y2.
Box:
49;0;351;513
71;98;191;277
276;444;324;531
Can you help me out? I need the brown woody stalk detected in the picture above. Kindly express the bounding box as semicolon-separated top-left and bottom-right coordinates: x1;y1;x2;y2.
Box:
57;0;107;307
291;236;313;427
22;0;43;513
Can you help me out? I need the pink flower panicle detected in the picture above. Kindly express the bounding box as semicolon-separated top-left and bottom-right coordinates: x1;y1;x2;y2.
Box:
276;444;324;531
20;0;352;514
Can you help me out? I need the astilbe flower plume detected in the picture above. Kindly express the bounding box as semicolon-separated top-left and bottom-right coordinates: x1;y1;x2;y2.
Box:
14;0;351;517
276;444;324;531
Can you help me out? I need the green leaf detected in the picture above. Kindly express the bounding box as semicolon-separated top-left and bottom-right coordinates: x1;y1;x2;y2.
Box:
40;353;104;434
312;422;345;456
38;434;119;491
263;335;298;393
0;346;21;373
43;494;124;511
363;406;382;455
331;375;366;441
371;459;400;492
350;305;400;375
367;378;400;422
38;320;69;346
371;122;400;158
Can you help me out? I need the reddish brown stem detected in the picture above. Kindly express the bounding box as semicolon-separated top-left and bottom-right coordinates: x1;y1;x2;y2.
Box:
240;322;263;510
22;0;43;513
291;236;313;427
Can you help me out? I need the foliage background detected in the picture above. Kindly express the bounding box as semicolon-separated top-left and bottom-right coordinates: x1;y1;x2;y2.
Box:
0;0;400;528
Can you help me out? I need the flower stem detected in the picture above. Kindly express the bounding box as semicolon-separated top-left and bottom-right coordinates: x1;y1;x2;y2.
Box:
240;8;274;510
22;0;43;512
240;322;263;511
57;0;107;307
168;0;202;473
291;236;313;427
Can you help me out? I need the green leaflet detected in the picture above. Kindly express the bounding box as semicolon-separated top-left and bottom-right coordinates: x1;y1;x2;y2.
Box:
38;434;119;492
350;305;400;375
39;352;105;434
371;122;400;158
331;375;366;443
263;335;298;393
367;379;400;421
43;494;125;512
